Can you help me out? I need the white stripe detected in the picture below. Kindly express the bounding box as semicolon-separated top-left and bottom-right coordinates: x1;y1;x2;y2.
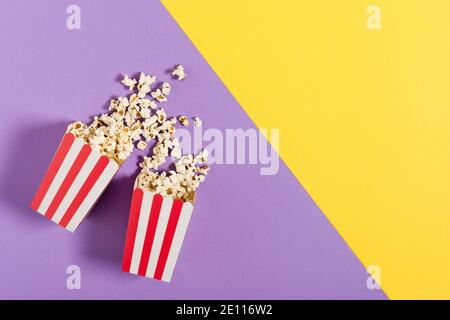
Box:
37;138;84;215
161;202;194;282
51;151;100;224
145;196;173;278
66;159;119;232
129;192;154;274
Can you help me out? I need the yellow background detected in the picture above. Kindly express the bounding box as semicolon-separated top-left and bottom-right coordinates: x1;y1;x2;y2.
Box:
162;0;450;299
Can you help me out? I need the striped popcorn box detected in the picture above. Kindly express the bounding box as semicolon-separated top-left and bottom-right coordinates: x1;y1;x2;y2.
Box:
30;132;119;232
122;188;194;282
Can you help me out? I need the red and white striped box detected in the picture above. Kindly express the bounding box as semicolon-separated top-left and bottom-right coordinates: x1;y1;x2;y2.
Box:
122;188;194;282
30;132;120;232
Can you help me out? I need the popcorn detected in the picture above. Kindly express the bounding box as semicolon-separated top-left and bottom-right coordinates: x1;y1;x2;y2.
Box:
139;106;151;119
118;96;129;107
156;109;167;123
151;88;167;103
68;67;206;197
137;149;210;203
194;149;209;164
121;75;137;91
178;115;189;127
172;65;186;80
161;82;171;96
193;117;202;127
137;140;147;150
139;98;158;110
139;72;156;86
137;72;156;98
171;147;182;159
196;164;210;175
169;117;177;125
67;72;176;165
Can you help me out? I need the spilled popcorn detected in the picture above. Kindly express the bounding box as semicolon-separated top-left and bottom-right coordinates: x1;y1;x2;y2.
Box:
67;66;210;202
178;115;189;127
137;149;209;203
172;65;186;80
67;72;175;164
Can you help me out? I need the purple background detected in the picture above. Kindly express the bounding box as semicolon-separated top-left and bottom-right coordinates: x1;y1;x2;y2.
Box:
0;0;387;299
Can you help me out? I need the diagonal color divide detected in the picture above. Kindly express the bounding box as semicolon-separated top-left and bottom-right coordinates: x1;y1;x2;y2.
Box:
160;0;387;299
162;0;450;299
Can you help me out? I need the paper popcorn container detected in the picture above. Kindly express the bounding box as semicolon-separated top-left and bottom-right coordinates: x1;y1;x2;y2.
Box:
30;132;119;232
122;188;194;282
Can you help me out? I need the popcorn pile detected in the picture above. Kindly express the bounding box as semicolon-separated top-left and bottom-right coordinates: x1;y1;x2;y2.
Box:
67;66;209;202
67;72;170;164
137;149;210;203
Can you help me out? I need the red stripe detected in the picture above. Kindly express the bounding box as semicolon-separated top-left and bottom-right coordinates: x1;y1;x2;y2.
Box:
122;189;144;272
137;194;163;276
44;144;91;219
58;156;110;228
153;199;184;280
30;133;75;210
